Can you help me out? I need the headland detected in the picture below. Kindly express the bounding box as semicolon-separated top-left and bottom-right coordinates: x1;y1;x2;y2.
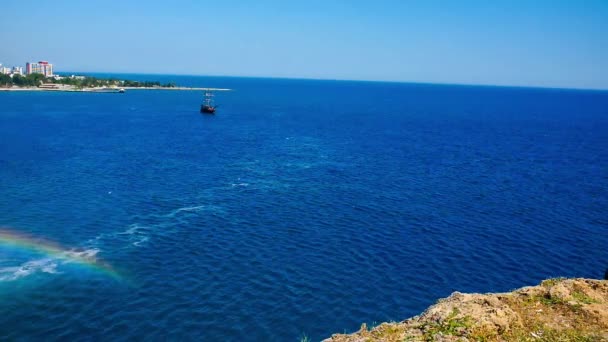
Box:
324;278;608;341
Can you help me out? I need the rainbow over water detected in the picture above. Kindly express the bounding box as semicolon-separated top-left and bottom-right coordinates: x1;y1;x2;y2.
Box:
0;227;122;280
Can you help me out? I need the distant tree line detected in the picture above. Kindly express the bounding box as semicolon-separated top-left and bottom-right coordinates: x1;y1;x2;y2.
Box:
0;73;46;87
0;73;177;88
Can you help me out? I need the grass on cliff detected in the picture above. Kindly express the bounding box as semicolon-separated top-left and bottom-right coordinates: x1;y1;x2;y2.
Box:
503;283;605;341
505;325;600;342
571;290;599;304
540;277;566;287
325;279;607;342
421;308;473;340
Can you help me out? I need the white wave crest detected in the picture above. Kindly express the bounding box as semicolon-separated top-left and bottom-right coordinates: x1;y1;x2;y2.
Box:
132;236;149;247
172;205;208;214
165;204;224;217
62;248;100;262
0;258;59;282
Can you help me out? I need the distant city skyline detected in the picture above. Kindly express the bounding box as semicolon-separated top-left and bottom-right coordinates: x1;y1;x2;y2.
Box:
1;0;607;90
0;60;53;77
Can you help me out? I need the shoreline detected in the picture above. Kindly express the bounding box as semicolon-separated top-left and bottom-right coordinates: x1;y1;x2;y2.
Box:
0;86;231;92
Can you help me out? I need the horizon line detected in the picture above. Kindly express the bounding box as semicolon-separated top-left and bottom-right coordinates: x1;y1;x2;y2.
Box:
53;70;608;93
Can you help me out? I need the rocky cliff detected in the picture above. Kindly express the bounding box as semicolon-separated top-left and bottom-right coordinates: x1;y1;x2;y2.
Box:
324;278;607;341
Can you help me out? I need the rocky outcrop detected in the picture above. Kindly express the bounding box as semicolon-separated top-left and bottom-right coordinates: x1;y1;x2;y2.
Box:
324;278;608;341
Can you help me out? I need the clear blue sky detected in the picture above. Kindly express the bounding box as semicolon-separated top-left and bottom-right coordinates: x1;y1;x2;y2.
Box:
1;0;607;89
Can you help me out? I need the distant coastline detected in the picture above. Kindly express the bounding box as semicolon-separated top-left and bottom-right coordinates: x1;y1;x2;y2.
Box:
0;86;231;92
0;72;231;93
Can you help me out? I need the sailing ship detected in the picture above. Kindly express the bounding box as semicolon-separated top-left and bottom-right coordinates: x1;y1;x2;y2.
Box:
200;91;216;114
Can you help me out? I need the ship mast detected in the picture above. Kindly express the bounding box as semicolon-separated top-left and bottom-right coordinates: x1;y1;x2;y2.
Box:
204;91;214;106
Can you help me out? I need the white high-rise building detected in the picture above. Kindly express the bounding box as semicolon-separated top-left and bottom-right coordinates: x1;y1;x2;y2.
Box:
26;61;53;76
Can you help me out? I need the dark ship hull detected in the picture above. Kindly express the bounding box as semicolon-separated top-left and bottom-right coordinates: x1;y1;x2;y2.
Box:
200;105;216;114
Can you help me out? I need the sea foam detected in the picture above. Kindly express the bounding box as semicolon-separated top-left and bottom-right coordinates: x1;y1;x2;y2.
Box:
0;258;58;282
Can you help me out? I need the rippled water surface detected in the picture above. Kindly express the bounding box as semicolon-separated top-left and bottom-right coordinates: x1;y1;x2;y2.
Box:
1;76;607;340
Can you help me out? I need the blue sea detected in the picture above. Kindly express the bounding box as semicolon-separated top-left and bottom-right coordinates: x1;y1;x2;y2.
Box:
1;75;607;340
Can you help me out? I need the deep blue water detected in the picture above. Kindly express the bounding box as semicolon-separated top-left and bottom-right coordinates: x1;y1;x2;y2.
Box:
1;75;607;340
